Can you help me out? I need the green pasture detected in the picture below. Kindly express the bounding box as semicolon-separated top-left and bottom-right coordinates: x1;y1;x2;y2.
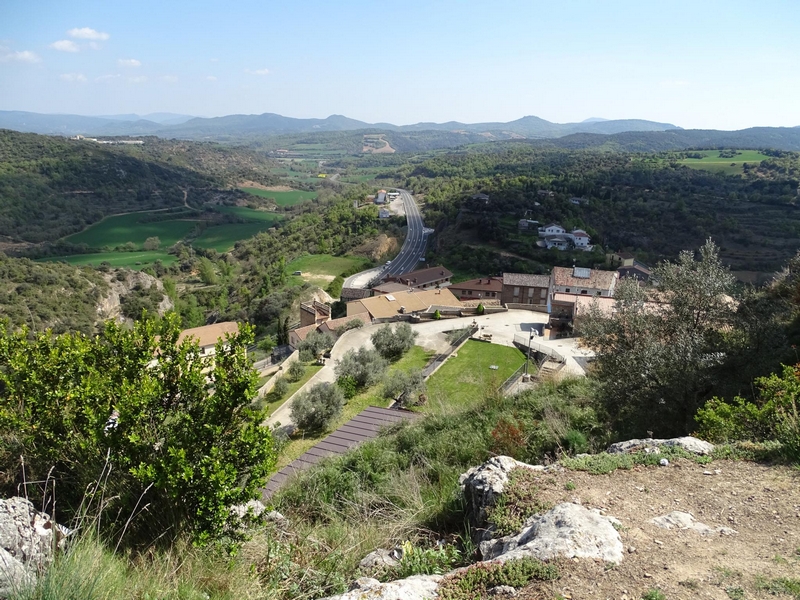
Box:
426;340;526;411
64;212;201;249
676;150;769;175
216;205;285;222
239;188;318;206
193;222;279;252
41;251;177;270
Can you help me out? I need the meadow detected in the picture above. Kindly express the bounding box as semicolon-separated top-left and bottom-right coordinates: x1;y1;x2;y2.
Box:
64;211;201;249
193;222;279;252
676;150;770;175
286;253;372;288
42;251;177;269
239;188;318;206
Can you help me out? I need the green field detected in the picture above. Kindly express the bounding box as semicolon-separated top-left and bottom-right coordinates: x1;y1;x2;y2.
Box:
65;211;201;249
193;222;279;252
239;188;318;206
42;251;177;269
215;206;285;222
676;150;770;175
426;340;526;411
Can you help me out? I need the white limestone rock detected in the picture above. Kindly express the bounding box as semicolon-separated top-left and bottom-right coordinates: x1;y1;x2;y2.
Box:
318;574;442;600
607;436;714;456
480;503;625;565
651;511;737;536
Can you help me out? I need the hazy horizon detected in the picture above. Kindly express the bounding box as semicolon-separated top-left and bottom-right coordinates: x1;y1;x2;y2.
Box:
2;0;798;130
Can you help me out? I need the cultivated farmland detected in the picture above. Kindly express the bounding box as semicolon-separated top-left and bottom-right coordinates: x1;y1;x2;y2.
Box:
239;188;318;206
42;251;177;269
64;211;201;249
676;150;770;175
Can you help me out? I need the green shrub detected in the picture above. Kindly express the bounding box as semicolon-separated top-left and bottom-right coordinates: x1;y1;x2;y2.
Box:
476;303;485;315
287;359;306;382
272;376;290;398
334;347;388;389
391;540;462;579
291;382;345;433
562;429;589;455
0;315;276;546
485;468;552;536
437;557;558;600
336;374;358;399
642;590;666;600
371;323;418;361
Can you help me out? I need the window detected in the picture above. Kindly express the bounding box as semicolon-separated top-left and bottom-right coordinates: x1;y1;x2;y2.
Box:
581;290;588;295
513;287;520;297
597;291;602;296
527;287;534;297
540;288;547;298
565;288;570;293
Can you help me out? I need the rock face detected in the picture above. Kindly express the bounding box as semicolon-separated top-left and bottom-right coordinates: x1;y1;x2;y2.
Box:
97;270;173;323
651;511;737;536
480;503;624;564
0;497;66;596
607;436;714;456
318;574;442;600
459;456;547;530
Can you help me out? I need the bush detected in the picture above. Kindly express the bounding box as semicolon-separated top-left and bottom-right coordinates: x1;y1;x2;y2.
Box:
371;323;418;361
334;347;388;389
392;540;462;578
337;374;358;399
291;382;345;433
0;315;276;546
382;369;426;406
437;558;558;600
287;360;306;382
298;330;334;358
272;376;290;398
476;303;485;315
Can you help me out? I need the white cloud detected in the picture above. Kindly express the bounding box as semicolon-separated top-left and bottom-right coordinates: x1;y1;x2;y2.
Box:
0;50;41;63
159;75;178;83
60;73;87;83
118;58;142;68
95;73;120;82
206;75;217;81
128;75;147;84
245;68;270;75
68;27;110;41
50;40;79;52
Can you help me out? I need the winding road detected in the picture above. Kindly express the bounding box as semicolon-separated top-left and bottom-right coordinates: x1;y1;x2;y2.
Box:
343;189;429;290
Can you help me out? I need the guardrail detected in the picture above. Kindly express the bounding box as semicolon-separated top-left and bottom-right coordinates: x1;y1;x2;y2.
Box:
421;325;479;378
513;333;566;364
499;362;527;393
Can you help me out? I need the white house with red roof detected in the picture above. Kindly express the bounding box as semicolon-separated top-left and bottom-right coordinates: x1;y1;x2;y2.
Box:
537;223;593;251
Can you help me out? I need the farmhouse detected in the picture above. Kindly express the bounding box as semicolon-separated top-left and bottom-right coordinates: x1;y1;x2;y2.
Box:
288;324;317;350
375;190;387;204
299;300;331;327
550;266;618;298
378;208;391;219
501;273;550;306
448;277;503;301
537;223;593;251
177;322;240;358
385;266;453;290
372;281;413;295
518;219;540;232
346;288;462;321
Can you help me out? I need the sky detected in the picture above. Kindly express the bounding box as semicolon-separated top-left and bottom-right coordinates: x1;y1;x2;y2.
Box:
1;0;798;130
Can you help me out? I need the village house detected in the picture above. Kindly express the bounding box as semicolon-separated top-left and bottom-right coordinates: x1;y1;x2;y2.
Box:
346;288;462;321
501;273;550;306
448;277;503;302
517;219;540;232
378;208;391;219
385;265;453;291
617;262;653;282
375;190;387;204
550;266;618;298
537;224;593;251
299;300;331;327
537;190;555;198
177;322;241;361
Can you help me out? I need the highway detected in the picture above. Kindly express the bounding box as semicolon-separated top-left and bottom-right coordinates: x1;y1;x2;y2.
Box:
343;188;430;289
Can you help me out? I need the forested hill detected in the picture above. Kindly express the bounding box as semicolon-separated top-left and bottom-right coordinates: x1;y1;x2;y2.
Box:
0;130;278;243
539;127;800;152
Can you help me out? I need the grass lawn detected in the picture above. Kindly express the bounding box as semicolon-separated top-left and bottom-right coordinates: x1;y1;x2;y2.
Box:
258;365;323;419
676;150;770;175
40;251;177;269
65;211;201;249
193;222;280;252
276;346;434;469
425;340;526;412
239;188;318;207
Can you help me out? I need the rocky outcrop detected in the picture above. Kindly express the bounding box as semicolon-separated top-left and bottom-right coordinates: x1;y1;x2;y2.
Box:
480;502;624;564
359;547;402;571
606;436;714;456
319;574;442;600
651;511;737;536
0;497;68;596
97;270;173;323
459;456;549;530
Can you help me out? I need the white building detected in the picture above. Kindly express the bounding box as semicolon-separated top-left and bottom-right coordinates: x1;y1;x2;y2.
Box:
537;224;593;251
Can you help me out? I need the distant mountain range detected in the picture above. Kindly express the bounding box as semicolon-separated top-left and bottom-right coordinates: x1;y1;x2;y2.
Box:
0;110;680;139
1;110;799;152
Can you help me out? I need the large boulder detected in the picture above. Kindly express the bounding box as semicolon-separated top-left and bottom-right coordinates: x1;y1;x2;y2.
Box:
607;436;714;456
0;497;67;596
318;574;442;600
480;503;624;564
459;456;548;530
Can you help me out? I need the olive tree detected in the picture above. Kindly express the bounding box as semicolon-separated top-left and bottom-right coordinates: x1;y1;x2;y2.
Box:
382;368;426;406
580;240;736;437
334;347;388;390
371;322;418;361
291;382;345;433
298;330;334;358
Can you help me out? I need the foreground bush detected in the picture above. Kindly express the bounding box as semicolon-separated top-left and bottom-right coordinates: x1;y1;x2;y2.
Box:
0;315;276;546
371;322;418;361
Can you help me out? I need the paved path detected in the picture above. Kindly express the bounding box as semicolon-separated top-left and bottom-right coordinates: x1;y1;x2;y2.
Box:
264;310;591;429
